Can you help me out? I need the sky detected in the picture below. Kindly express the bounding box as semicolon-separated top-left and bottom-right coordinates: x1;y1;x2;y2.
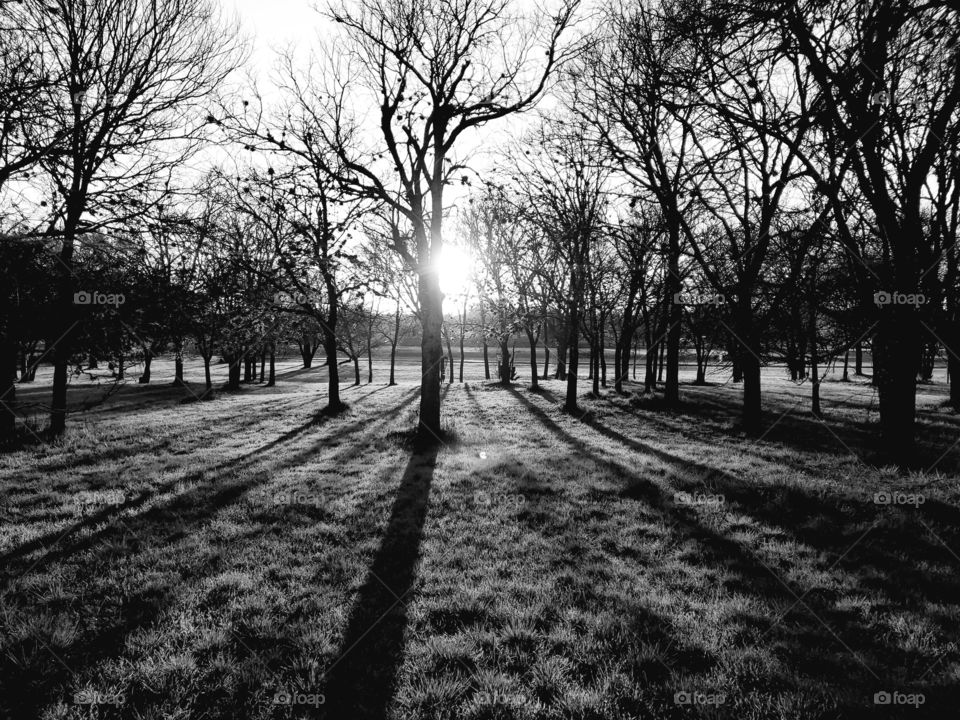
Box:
224;0;322;67
221;0;549;166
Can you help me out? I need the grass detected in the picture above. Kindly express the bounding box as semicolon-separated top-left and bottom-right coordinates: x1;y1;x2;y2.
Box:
1;356;959;719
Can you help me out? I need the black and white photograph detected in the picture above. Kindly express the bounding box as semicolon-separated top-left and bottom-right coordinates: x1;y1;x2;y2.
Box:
1;0;959;717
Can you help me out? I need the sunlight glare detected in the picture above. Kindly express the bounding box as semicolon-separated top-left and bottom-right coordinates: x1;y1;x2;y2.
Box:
436;244;474;297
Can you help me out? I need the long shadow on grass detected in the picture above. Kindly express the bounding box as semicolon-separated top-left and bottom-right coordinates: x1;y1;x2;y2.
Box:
576;406;960;607
321;443;439;720
0;388;420;576
501;386;958;704
0;388;422;719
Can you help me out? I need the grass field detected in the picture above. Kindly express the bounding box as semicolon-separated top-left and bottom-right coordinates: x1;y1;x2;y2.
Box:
1;353;959;719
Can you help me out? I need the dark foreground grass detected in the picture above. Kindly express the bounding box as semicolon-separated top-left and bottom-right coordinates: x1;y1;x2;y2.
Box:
1;362;959;719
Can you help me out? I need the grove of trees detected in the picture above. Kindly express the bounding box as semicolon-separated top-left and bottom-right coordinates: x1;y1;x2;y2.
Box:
1;0;958;465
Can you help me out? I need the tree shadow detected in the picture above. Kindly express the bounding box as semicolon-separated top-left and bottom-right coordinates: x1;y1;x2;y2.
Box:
502;385;959;707
0;387;423;719
321;443;439;720
0;388;420;576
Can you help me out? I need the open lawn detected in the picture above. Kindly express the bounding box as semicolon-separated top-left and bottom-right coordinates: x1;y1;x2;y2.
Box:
1;355;959;719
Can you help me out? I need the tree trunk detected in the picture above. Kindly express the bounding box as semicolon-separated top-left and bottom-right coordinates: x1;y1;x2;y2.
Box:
267;343;276;387
389;342;398;386
226;356;241;390
591;335;600;396
203;354;212;391
950;344;960;410
564;299;580;412
875;305;919;464
644;334;656;392
665;228;681;404
173;338;184;386
353;356;361;386
555;337;567;380
322;324;342;412
367;344;373;384
810;316;821;418
482;339;490;380
418;264;444;440
526;329;538;390
300;334;315;369
1;338;17;441
389;308;400;386
842;349;850;382
458;334;465;383
657;340;666;383
446;334;454;386
49;184;89;435
259;350;266;383
742;354;761;433
139;349;153;384
599;319;607;388
542;324;550;379
855;342;863;375
499;336;510;385
614;344;621;393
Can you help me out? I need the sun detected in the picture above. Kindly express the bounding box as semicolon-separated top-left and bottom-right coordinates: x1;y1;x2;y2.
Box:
435;244;475;297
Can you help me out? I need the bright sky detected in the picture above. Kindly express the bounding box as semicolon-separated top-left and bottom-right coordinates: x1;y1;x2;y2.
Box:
222;0;550;162
224;0;321;66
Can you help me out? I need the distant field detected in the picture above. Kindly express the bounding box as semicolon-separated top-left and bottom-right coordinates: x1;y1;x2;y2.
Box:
1;356;958;719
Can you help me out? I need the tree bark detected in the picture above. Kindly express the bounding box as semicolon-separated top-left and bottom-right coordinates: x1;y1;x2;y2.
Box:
499;336;511;385
526;329;538;390
389;307;400;386
322;326;342;411
226;356;241;390
203;354;212;391
139;349;153;384
367;343;373;384
875;306;919;464
1;338;17;441
418;262;444;440
267;343;276;387
564;299;580;412
665;227;681;404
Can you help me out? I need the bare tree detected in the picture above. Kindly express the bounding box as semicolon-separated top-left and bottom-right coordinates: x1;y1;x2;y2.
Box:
512;119;609;412
24;0;239;435
709;0;960;460
306;0;580;441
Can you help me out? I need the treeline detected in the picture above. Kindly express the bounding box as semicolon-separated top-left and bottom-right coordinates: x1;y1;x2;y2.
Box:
1;0;958;464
